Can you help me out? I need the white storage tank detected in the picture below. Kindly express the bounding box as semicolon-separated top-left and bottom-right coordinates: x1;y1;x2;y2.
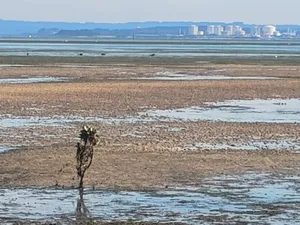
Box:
263;25;276;36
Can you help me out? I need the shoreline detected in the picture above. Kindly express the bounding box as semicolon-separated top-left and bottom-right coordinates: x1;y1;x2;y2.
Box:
1;55;300;66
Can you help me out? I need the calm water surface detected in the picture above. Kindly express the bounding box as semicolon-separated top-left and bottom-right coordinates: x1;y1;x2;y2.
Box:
1;40;300;57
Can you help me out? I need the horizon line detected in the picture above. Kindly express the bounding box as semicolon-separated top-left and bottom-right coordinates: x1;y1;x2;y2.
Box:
0;18;298;26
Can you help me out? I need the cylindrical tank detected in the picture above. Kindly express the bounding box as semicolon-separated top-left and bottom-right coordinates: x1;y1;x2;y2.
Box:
263;25;276;36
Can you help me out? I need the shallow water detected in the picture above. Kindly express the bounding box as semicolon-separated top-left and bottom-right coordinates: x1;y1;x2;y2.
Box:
135;72;280;81
0;64;32;67
1;42;300;58
0;115;152;128
0;77;68;84
143;98;300;123
0;146;14;153
1;173;300;224
1;99;299;129
182;140;300;152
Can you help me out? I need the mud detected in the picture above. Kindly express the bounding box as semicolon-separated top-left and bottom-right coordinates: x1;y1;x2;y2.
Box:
1;173;300;224
1;61;300;225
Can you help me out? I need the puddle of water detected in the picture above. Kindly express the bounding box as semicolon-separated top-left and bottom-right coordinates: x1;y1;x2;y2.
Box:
134;72;280;81
183;140;300;151
0;115;154;128
151;125;185;132
1;173;300;224
121;131;146;138
0;146;15;153
0;77;68;84
0;64;32;67
143;98;300;123
167;127;185;132
1;99;299;129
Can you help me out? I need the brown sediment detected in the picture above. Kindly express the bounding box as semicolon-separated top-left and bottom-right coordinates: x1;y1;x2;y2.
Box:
0;63;300;189
0;79;300;117
0;144;299;189
1;55;300;66
1;63;300;79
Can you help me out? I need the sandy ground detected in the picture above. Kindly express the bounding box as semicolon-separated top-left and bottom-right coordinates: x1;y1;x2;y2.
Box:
2;55;300;66
0;79;300;117
1;145;299;190
1;64;300;79
0;63;300;189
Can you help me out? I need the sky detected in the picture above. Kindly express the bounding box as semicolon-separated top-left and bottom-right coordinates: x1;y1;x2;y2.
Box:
0;0;299;24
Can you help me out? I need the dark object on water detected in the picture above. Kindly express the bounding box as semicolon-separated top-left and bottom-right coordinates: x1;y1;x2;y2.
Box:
78;53;83;56
149;53;155;57
26;53;29;56
101;53;106;56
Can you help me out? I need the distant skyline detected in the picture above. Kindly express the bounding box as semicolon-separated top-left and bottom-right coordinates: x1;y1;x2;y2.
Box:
1;0;300;25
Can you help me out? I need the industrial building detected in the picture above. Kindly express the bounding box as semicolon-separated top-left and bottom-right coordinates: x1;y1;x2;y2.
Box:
262;25;276;36
188;25;199;35
225;25;234;36
214;25;224;36
207;25;215;35
184;24;284;38
251;26;261;37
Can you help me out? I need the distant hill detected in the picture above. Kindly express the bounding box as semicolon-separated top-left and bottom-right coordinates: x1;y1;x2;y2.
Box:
55;26;190;37
0;19;238;36
0;19;299;37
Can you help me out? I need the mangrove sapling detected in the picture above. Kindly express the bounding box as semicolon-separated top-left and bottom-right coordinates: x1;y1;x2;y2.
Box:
76;126;99;189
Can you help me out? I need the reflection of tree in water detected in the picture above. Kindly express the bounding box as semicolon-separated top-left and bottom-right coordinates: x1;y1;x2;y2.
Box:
74;126;99;222
76;188;90;220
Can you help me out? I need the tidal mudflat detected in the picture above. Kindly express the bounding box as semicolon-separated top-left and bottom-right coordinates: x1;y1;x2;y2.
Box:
1;173;300;224
1;56;300;224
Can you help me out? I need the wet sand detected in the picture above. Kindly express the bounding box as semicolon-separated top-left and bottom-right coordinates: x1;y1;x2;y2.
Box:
1;59;300;224
1;145;300;189
0;79;300;117
2;55;300;66
0;63;300;189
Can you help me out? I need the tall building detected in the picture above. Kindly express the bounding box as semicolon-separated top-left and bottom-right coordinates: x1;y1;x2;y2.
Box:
214;25;224;36
225;25;234;36
188;25;199;35
251;26;261;36
207;25;215;35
